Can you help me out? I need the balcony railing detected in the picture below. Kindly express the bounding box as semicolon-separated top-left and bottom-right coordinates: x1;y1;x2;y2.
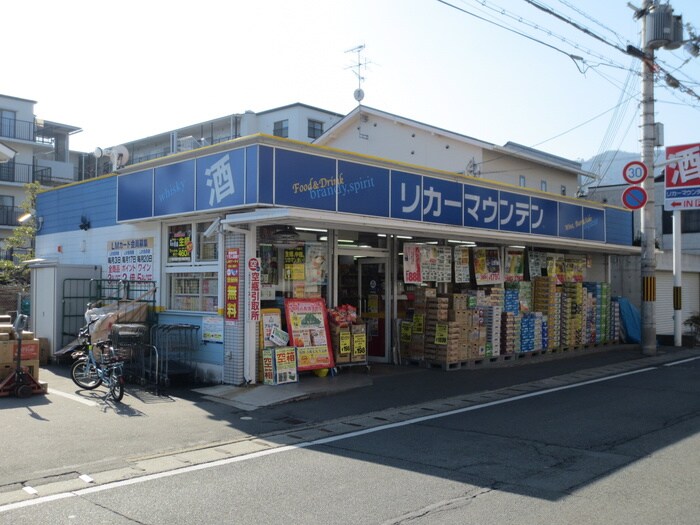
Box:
0;206;23;227
1;116;35;142
0;162;69;186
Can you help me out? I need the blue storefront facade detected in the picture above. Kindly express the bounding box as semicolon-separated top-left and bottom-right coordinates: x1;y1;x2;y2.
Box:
36;135;636;385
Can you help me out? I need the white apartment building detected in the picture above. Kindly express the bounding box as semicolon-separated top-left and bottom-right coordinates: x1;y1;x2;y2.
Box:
0;94;81;255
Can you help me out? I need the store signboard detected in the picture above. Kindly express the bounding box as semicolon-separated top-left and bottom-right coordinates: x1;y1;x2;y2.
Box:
337;160;390;216
225;248;240;321
195;149;245;211
117;170;153;220
275;149;337;211
665;143;700;210
247;257;261;323
499;191;531;233
154;160;196;216
115;141;628;246
106;237;154;281
284;298;335;371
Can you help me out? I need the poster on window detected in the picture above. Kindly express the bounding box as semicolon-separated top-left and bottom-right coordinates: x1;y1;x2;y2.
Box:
420;245;438;282
260;308;283;348
474;247;503;285
305;243;327;285
546;253;565;285
565;256;586;282
107;238;154;281
284;298;335;371
225;248;240;321
403;243;422;284
260;244;278;284
528;251;545;279
454;246;471;284
284;246;305;281
504;248;525;282
168;227;192;262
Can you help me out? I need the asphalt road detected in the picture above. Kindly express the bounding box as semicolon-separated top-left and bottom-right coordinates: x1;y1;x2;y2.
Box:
2;349;700;524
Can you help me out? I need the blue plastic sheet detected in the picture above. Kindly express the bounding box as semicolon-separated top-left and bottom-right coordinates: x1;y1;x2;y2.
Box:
616;297;641;344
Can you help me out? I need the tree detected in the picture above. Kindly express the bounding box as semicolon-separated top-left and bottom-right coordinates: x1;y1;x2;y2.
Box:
0;182;41;285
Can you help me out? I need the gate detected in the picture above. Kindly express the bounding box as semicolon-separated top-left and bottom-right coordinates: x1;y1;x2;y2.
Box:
61;279;156;346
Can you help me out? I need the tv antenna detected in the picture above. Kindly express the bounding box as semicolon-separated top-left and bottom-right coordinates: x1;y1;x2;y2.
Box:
345;44;370;103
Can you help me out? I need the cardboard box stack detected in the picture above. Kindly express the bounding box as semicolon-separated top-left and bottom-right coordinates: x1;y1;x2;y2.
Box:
0;316;40;383
406;287;436;361
561;282;584;347
534;276;560;349
518;281;532;313
501;311;521;354
520;313;536;352
483;306;502;356
584;282;611;344
424;295;450;362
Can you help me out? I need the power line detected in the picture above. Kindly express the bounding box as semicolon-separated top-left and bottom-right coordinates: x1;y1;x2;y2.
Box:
435;0;586;65
460;0;629;70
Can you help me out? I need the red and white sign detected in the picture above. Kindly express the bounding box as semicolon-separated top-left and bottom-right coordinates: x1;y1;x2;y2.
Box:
622;160;648;185
665;143;700;210
622;186;648;210
247;257;261;322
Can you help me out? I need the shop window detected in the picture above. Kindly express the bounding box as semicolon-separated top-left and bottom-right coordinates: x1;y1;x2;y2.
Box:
662;208;700;234
540;180;547;192
169;272;218;312
519;175;526;187
258;226;329;309
561;185;567;196
308;119;323;139
273;119;289;138
196;222;218;262
166;220;220;312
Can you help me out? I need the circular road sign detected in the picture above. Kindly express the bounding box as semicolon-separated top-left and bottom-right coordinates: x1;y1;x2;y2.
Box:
622;185;648;210
622;160;648;185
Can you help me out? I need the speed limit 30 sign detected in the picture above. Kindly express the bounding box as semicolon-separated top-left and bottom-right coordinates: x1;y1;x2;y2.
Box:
622;160;648;185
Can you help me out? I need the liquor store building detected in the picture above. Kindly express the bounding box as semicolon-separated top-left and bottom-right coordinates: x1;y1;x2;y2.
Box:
33;134;636;385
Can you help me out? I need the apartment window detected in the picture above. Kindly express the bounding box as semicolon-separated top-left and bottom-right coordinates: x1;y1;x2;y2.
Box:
166;221;219;312
519;175;526;187
561;185;567;196
0;110;16;138
540;180;547;192
273;119;288;138
662;209;700;234
308;119;323;139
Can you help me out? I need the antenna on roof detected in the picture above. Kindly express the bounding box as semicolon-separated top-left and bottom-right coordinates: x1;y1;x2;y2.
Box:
345;44;369;104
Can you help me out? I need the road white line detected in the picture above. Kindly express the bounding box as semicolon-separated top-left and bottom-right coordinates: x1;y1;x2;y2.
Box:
0;365;656;514
48;388;99;407
663;356;700;367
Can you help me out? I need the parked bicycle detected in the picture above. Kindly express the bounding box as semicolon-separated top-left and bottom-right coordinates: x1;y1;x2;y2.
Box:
70;320;125;402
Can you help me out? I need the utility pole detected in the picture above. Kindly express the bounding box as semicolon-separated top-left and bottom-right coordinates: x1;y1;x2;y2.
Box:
639;0;657;356
630;0;687;355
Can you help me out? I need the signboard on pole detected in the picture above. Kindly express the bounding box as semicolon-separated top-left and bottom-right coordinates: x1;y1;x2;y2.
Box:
622;186;648;210
665;143;700;210
622;160;648;185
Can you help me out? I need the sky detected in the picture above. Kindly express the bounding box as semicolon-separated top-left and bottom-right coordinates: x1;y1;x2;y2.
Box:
4;0;700;177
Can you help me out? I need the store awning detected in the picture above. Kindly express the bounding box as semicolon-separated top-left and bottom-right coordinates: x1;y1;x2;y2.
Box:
222;207;640;256
0;142;17;163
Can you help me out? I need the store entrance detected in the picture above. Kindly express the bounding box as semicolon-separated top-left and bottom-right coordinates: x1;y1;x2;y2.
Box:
336;249;391;362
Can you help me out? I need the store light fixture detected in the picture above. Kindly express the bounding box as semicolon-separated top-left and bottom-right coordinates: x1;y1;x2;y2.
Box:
319;236;328;241
296;227;327;233
396;235;413;239
272;225;299;243
447;239;475;245
509;245;526;249
377;233;387;238
338;239;355;243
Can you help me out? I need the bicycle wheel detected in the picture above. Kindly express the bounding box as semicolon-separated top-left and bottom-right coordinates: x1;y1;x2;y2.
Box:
110;369;125;402
71;360;102;389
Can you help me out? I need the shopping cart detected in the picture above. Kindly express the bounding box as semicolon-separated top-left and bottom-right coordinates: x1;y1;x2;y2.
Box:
149;324;200;387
